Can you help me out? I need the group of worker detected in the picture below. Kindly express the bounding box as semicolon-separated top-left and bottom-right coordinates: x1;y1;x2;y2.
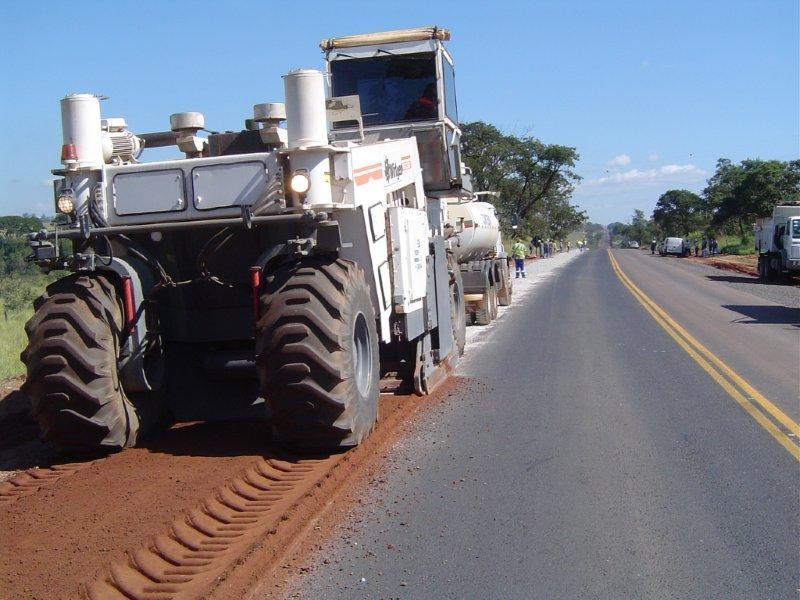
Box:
694;238;719;257
510;236;586;278
649;237;720;256
528;237;574;258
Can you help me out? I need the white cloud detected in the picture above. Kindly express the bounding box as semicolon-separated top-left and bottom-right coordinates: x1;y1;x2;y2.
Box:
647;154;660;162
573;163;711;223
606;154;631;168
584;164;707;188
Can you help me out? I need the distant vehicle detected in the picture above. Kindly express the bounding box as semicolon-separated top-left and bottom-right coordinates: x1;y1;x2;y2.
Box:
628;241;640;249
660;237;690;257
754;204;800;279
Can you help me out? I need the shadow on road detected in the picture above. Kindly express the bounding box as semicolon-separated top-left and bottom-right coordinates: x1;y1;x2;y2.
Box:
139;419;340;460
722;304;800;326
705;274;800;288
142;420;269;457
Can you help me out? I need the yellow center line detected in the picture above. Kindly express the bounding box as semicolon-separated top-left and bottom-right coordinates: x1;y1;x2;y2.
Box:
607;249;800;461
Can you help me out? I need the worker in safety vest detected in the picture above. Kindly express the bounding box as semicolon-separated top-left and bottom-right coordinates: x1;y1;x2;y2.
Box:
511;240;527;278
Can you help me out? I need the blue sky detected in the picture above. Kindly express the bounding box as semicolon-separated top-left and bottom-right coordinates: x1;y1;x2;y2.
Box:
0;0;797;224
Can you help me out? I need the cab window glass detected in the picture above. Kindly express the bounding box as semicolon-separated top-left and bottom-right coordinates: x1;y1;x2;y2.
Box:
330;55;437;127
442;58;458;121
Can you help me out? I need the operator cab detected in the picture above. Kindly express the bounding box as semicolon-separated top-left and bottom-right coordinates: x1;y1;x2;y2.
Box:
322;27;462;192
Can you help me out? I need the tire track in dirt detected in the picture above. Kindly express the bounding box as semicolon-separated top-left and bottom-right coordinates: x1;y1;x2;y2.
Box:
85;379;464;600
85;454;341;600
0;460;96;506
0;379;465;600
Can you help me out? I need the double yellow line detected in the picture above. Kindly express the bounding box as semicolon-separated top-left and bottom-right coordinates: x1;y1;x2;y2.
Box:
608;250;800;461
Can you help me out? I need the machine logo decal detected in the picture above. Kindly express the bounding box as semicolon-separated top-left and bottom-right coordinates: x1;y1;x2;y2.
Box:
354;162;383;186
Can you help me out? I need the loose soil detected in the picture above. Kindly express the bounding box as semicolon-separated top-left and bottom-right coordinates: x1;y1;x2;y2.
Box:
0;376;58;484
687;254;759;278
0;378;466;600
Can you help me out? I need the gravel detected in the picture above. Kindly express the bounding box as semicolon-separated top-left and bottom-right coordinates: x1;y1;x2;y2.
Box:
667;258;800;308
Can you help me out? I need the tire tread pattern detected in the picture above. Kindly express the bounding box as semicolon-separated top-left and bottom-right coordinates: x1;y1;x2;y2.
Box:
256;258;378;451
20;274;139;451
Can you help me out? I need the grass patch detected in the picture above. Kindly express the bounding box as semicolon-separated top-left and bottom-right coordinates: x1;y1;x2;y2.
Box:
716;234;755;256
0;272;54;380
0;309;30;379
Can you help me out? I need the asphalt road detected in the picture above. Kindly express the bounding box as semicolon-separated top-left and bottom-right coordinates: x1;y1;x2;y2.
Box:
288;249;799;599
614;249;799;421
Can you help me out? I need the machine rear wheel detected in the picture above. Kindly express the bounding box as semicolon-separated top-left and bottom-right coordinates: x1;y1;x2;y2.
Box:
20;274;141;452
448;256;466;356
497;262;512;307
256;258;380;451
498;283;512;307
474;287;494;326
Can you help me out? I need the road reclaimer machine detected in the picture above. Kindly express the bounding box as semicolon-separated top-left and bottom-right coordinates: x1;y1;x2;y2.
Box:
754;204;800;279
22;27;484;453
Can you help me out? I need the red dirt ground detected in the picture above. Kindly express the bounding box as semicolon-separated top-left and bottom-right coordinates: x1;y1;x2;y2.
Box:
0;378;466;600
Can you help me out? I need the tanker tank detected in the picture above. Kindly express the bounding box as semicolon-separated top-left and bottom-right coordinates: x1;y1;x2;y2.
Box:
447;201;501;262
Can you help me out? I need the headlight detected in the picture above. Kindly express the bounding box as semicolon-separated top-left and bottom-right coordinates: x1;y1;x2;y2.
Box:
56;191;75;214
289;171;311;194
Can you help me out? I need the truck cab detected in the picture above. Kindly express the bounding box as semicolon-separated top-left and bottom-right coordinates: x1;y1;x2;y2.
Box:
322;27;463;194
755;206;800;278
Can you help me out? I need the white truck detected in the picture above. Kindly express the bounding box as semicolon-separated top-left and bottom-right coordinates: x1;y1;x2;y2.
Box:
446;199;512;325
754;204;800;279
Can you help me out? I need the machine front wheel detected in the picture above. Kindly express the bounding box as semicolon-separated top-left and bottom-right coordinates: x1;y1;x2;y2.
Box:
256;258;380;451
21;274;141;452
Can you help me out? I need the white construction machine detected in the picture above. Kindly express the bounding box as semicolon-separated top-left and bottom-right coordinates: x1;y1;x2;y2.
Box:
22;27;495;453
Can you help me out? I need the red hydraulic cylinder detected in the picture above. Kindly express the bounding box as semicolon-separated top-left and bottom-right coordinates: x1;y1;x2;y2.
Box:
121;276;135;331
250;267;261;322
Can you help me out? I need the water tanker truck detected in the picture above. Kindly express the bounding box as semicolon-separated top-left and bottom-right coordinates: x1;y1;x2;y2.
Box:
22;27;483;453
446;199;512;325
754;204;800;280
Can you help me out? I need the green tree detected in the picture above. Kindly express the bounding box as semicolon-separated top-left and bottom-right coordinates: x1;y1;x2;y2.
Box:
582;222;605;248
0;215;42;237
652;189;704;236
705;159;800;238
460;122;584;239
627;209;650;243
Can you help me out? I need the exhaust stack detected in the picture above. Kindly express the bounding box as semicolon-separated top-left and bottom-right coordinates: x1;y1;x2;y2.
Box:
282;70;332;208
60;94;104;170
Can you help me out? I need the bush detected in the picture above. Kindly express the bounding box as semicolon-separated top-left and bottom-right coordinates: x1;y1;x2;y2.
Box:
717;234;755;256
0;273;54;313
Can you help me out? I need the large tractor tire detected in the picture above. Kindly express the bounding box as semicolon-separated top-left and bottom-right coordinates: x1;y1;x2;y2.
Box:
474;287;496;326
256;258;380;452
448;256;467;356
497;259;514;306
20;274;141;452
498;282;512;307
497;261;512;307
489;284;499;320
757;256;768;280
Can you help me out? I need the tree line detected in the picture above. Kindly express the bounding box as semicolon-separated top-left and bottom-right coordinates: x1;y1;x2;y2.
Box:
612;158;800;248
0;215;59;313
460;122;586;241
